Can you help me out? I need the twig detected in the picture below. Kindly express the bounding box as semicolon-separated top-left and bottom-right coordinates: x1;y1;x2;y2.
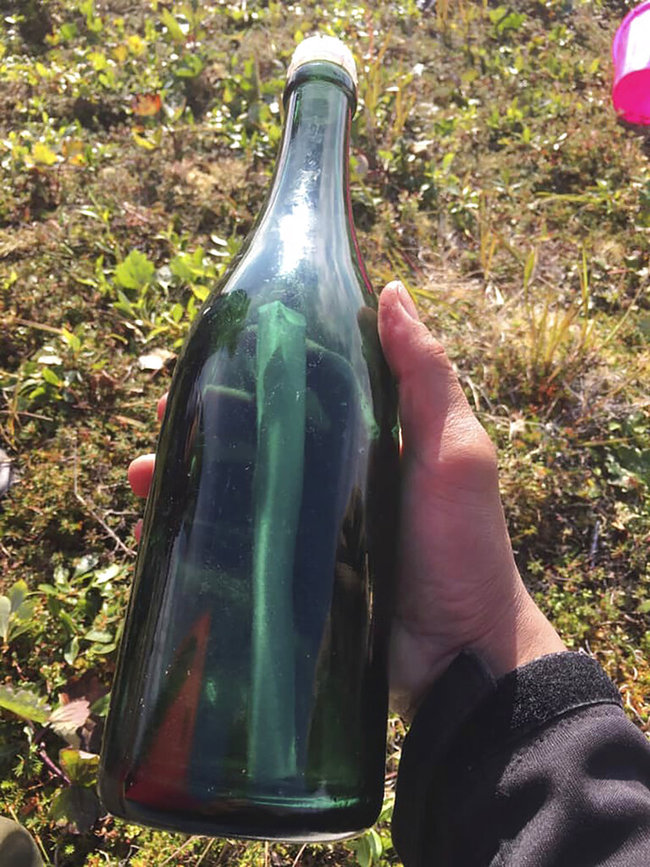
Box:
214;842;233;865
3;316;65;336
33;828;50;865
589;519;600;568
0;409;54;422
291;844;307;867
27;721;71;786
160;836;197;865
72;439;135;557
462;374;483;413
37;744;71;785
0;417;15;449
196;839;216;866
102;509;139;517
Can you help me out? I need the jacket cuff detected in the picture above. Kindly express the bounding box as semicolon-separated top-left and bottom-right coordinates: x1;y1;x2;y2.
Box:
392;651;622;867
458;650;622;759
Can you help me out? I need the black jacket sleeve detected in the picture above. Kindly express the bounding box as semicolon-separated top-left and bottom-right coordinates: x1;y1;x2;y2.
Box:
392;652;650;866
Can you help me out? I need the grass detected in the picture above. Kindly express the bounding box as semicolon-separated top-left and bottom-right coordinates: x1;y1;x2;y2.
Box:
0;0;649;864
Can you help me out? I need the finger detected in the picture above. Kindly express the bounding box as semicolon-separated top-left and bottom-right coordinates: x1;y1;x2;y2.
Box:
128;454;156;498
134;518;143;544
378;281;474;441
378;281;496;490
157;392;168;422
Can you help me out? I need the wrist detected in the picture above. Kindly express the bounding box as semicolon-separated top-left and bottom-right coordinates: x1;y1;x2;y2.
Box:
470;586;566;680
390;584;566;723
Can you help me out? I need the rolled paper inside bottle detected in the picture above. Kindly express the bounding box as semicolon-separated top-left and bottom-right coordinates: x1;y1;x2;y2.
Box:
249;299;306;783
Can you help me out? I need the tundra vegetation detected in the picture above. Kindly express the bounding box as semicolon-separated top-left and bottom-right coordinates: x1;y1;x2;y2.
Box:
0;1;648;864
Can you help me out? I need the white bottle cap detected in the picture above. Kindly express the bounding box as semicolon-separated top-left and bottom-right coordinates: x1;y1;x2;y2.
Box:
287;35;358;89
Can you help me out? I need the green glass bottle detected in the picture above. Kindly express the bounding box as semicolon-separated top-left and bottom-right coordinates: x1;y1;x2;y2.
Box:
99;35;399;842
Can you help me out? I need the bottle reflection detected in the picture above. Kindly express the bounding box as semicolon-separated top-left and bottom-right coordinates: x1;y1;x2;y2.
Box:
126;612;211;811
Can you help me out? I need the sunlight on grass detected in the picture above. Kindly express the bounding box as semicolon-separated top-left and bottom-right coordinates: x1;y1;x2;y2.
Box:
0;1;649;864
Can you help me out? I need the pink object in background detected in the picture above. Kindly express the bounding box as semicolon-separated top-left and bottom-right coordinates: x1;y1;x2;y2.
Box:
612;0;650;125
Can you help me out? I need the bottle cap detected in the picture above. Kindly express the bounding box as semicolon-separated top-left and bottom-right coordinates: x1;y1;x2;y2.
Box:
287;35;358;89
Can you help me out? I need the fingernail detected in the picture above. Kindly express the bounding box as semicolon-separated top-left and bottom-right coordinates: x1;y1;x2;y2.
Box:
392;281;419;321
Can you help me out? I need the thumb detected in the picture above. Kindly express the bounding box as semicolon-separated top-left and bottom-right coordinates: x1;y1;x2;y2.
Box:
378;281;496;493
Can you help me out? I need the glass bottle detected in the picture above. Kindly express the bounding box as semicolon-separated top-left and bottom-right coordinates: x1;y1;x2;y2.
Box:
99;35;399;842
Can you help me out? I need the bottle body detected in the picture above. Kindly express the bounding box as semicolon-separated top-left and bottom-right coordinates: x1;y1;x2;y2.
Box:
99;59;399;842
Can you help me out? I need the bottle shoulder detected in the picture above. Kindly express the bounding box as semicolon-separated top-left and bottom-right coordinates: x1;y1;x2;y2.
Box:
173;283;392;439
196;254;375;352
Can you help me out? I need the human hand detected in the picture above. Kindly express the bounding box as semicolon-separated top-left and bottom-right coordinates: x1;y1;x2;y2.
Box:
378;281;564;718
128;282;565;722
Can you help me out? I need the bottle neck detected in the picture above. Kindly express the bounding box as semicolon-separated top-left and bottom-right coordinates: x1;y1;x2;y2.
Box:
254;65;362;276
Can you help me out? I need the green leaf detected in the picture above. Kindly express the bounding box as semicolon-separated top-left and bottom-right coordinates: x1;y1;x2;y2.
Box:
90;693;110;717
114;250;155;291
14;599;35;621
191;285;209;302
58;610;77;636
0;684;50;723
88;50;107;71
4;589;36;643
8;581;28;614
349;828;383;867
59;22;78;42
160;8;186;44
132;128;163;151
59;747;99;784
6;621;33;644
83;628;113;643
369;829;383;857
80;0;103;33
113;290;135;316
89;641;117;655
53;564;70;586
170;253;199;282
50;784;101;832
64;636;79;665
41;367;62;387
74;554;99;578
174;54;204;79
440;151;455;173
489;6;526;33
93;563;123;584
61;328;81;353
